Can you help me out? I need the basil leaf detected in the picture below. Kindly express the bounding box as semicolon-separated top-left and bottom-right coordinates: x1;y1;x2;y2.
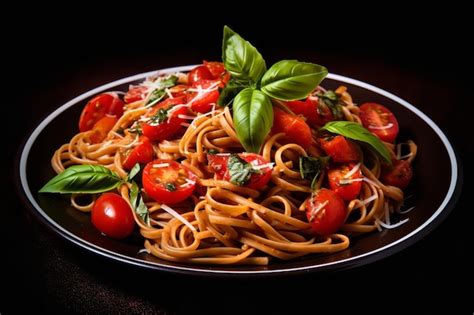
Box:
222;25;266;82
39;165;122;194
148;108;169;125
217;78;253;107
227;154;259;186
299;156;329;190
127;163;141;182
130;181;150;225
320;121;392;164
233;88;273;153
261;60;328;101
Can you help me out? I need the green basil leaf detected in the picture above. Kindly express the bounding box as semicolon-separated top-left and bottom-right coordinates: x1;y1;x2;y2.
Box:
148;108;169;125
130;181;139;209
299;156;330;190
145;75;178;107
39;165;122;194
260;60;328;101
127;163;141;182
227;154;259;186
217;78;253;107
233;88;273;153
222;25;266;82
130;181;150;225
320;121;392;164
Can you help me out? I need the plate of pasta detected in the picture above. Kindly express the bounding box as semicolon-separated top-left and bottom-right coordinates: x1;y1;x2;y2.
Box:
19;26;460;275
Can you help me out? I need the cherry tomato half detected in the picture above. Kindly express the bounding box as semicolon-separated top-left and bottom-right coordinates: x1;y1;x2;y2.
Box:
272;107;313;148
203;61;226;79
188;65;214;86
306;95;335;127
381;159;413;189
306;188;346;236
124;86;147;104
188;79;221;113
207;153;272;190
318;135;361;163
141;96;188;142
122;136;155;170
92;193;135;239
328;163;362;201
359;103;399;143
142;159;197;205
79;93;124;132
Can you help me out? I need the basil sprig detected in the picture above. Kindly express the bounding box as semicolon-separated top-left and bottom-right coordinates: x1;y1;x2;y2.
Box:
221;25;328;153
232;88;273;153
39;165;122;194
320;121;392;164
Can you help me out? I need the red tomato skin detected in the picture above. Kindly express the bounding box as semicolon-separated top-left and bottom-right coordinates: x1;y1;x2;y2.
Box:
142;160;197;205
305;188;346;236
188;65;214;85
382;159;413;189
188;79;221;113
318;135;361;163
207;153;272;190
203;61;226;78
328;163;362;201
92;193;135;239
359;103;399;143
89;115;118;144
272;107;313;148
79;93;124;132
124;86;147;103
285;100;318;126
141;96;188;142
122;136;155;170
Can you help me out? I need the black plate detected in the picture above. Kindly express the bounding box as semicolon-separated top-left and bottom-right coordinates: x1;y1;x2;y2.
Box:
18;66;462;276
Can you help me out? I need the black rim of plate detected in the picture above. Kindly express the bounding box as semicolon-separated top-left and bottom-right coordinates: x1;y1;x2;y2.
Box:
18;65;462;277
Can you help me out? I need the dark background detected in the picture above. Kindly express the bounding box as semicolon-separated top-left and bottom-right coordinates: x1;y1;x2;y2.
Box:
4;7;473;313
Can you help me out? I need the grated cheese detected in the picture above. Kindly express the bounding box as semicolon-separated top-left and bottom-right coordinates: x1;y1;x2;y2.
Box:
153;163;170;168
160;204;196;232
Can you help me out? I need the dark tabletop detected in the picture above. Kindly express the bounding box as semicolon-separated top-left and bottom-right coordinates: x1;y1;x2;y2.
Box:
3;11;473;314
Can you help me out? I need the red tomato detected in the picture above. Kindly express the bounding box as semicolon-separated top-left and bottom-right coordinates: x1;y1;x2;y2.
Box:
359;103;399;143
142;159;197;204
188;79;221;113
272;107;313;148
285;100;318;126
203;61;226;78
122;136;155;170
92;193;135;239
79;93;124;132
381;159;413;189
328;163;362;201
188;65;214;85
89;115;118;143
207;153;272;190
305;188;346;235
307;95;335;126
124;86;147;103
318;135;361;163
141;96;188;142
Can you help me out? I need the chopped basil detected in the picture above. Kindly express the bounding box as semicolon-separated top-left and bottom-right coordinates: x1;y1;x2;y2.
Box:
208;149;219;154
165;183;176;192
316;90;343;119
145;75;178;107
129;124;142;135
127;163;141;182
227;154;260;186
299;156;329;190
148;108;169;125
